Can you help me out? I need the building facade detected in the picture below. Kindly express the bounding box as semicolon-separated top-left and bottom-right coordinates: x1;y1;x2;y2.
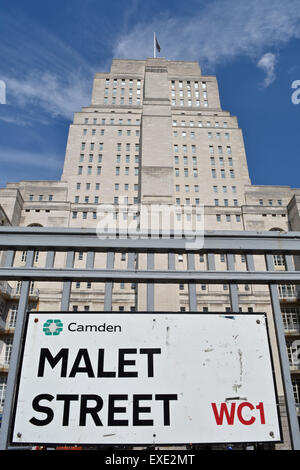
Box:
0;58;299;448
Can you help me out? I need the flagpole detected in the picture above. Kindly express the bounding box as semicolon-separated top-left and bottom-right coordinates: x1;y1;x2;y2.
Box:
154;32;156;58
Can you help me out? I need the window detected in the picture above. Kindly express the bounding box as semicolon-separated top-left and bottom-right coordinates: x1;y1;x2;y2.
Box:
211;169;216;178
273;255;286;267
229;169;235;178
87;166;92;175
8;305;18;328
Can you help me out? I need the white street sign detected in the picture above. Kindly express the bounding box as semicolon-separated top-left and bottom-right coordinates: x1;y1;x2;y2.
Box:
12;312;281;445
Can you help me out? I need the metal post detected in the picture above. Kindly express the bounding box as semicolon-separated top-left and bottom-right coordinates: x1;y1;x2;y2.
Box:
61;251;74;311
266;254;300;450
104;252;114;311
147;252;154;311
227;254;239;312
207;253;215;272
187;253;197;312
0;250;34;450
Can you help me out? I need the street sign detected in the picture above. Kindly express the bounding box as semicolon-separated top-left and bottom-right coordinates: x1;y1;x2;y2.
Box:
11;312;281;446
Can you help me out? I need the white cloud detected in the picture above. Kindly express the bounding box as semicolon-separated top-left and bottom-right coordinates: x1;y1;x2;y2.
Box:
0;147;63;170
257;52;277;87
113;0;300;75
4;71;91;120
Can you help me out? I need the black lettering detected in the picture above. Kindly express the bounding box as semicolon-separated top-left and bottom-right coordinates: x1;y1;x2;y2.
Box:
69;349;95;378
37;348;68;377
97;349;116;377
133;394;153;426
57;394;79;426
68;322;76;332
139;348;161;377
108;395;128;426
79;394;103;426
118;349;138;377
29;394;54;426
155;394;178;425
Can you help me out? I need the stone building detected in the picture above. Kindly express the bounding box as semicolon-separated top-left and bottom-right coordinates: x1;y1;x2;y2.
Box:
0;57;299;447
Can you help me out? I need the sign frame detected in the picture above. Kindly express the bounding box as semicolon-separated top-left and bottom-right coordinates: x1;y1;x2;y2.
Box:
9;311;283;448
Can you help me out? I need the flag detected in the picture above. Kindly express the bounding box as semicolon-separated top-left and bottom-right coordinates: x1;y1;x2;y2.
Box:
155;35;161;53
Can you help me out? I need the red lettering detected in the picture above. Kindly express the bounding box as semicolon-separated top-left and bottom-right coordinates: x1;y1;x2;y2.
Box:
212;401;266;426
237;402;255;425
211;402;236;425
256;402;266;424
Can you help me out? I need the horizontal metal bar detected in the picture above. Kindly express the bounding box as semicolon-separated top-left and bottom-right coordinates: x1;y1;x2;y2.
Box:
1;267;300;284
0;228;300;253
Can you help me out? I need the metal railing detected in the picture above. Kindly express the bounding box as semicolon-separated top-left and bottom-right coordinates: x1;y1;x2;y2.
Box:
0;226;299;449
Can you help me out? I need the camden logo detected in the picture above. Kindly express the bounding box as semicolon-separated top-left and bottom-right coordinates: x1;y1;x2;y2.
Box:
43;319;63;336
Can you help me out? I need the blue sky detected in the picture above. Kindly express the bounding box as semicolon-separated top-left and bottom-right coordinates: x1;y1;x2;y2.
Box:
1;0;300;188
